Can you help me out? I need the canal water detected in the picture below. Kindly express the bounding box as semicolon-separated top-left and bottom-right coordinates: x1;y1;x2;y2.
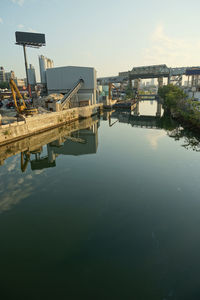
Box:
0;101;200;300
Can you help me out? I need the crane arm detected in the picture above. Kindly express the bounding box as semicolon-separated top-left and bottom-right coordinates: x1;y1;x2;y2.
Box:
9;78;27;113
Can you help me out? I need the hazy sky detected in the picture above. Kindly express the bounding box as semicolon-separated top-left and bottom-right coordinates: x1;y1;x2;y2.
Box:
1;0;200;81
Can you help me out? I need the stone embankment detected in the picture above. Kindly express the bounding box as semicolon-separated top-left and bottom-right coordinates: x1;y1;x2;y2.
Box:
0;104;102;146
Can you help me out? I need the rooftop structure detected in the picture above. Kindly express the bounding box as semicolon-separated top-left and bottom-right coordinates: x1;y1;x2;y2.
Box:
39;55;54;84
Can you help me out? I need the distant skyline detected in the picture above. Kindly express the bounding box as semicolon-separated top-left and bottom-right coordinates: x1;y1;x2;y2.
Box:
1;0;200;81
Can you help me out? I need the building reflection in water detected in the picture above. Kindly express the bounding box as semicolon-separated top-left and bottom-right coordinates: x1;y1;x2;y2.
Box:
103;100;163;129
0;117;99;173
23;121;99;172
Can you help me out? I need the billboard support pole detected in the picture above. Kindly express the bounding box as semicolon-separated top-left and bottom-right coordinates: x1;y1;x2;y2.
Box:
23;44;31;97
15;31;46;97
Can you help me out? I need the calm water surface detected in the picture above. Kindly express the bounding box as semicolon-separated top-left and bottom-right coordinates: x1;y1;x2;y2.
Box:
0;101;200;300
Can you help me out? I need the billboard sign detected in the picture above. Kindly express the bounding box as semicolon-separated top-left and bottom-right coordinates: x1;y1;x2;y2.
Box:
15;31;45;47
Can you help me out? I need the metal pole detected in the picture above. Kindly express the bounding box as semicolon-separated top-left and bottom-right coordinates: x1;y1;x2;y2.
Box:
23;45;31;96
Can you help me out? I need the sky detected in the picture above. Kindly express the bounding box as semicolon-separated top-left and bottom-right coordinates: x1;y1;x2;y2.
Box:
0;0;200;81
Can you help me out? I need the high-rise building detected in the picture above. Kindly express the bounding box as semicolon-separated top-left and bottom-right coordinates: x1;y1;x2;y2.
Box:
27;64;36;85
0;67;5;82
39;55;54;84
5;70;15;82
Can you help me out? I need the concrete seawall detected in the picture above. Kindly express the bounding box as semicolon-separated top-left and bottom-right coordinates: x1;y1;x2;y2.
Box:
0;104;102;146
0;117;99;165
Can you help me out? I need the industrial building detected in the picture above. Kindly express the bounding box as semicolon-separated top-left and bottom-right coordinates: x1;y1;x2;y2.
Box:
0;66;24;88
46;66;97;106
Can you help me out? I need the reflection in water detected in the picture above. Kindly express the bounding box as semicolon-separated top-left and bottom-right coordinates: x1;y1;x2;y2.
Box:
145;131;166;150
21;148;56;172
133;100;163;117
108;100;164;129
0;156;34;212
1;101;198;213
168;126;200;152
26;121;99;171
104;100;200;152
1;100;200;299
0;117;99;212
49;123;98;157
1;101;200;174
0;116;99;172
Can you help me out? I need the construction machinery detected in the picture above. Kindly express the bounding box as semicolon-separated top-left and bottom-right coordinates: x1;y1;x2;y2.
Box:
9;78;37;115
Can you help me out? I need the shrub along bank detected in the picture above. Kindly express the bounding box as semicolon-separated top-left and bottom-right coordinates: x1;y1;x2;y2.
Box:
158;84;200;130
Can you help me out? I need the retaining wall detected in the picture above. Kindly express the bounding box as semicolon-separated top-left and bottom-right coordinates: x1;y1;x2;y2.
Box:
0;117;98;165
0;104;102;146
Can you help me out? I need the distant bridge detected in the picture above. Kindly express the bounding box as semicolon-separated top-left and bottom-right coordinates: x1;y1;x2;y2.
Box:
97;64;200;86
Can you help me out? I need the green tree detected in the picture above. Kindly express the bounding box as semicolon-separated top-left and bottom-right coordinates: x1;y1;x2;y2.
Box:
158;84;187;110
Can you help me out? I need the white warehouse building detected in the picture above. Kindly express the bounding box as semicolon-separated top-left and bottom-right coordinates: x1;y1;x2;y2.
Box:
46;66;97;105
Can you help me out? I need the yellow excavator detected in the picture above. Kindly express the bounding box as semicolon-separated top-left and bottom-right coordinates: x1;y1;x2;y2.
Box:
9;78;37;115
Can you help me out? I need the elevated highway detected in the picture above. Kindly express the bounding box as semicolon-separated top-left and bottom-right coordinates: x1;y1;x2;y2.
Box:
97;64;200;87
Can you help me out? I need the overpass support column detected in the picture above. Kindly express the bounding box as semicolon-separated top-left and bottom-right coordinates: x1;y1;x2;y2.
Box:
167;76;170;85
158;77;163;88
134;101;140;116
47;144;56;164
134;79;140;89
187;75;190;87
156;101;162;117
134;79;140;98
191;75;195;87
129;77;133;89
